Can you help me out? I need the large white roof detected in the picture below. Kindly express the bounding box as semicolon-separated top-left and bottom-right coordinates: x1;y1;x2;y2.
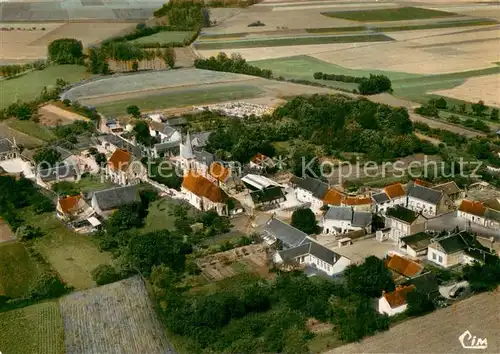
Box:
241;174;281;191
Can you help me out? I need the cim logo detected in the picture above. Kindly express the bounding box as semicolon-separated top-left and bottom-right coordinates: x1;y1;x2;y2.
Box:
459;330;488;350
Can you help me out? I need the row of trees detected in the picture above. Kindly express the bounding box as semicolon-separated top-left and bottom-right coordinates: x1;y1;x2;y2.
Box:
194;52;273;79
314;71;364;83
312;72;392;95
0;60;46;78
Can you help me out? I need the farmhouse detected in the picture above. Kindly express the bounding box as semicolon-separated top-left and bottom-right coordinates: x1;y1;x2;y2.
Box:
321;206;372;235
383;206;427;243
36;163;78;189
148;121;181;143
458;199;500;230
274;240;351;276
399;232;434;257
181;172;229;216
106;149;146;186
0;138;19;161
290;176;344;212
378;285;415;317
262;217;309;249
91;185;140;218
407;183;448;216
56;195;99;232
372;182;406;214
432;181;462;202
427;232;497;268
342;196;372;211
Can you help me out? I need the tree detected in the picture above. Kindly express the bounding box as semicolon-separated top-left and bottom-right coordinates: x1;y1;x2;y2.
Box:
33;148;61;167
471;100;487;116
434;97;447;109
406;290;435;316
163;47;176;69
150;264;177;290
127;105;141;118
344;256;395;298
491;108;499;121
358;74;392;95
29;273;68;300
47;38;84;65
62;98;71;107
52;181;79;196
107;202;148;233
291;208;319;234
125;229;191;274
91;264;121;285
16;225;43;240
462;259;500;293
134;120;153;146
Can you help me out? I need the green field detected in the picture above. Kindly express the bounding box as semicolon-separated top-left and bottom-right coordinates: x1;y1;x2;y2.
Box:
0;242;42;298
6;119;57;142
130;31;194;45
194;34;393;50
24;209;112;290
0;301;64;354
142;198;198;234
375;18;498;32
0;65;90;109
322;6;460;22
95;84;263;117
306;26;366;33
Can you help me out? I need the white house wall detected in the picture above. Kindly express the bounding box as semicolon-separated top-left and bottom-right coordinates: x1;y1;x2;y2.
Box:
407;197;437;216
378;297;408;316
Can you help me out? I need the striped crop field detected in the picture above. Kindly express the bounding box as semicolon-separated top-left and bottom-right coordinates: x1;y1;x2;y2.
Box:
194;33;393;50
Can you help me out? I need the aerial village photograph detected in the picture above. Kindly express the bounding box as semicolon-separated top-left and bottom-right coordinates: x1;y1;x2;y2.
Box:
0;0;499;353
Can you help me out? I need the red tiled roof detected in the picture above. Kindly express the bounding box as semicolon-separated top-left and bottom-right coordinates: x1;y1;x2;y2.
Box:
384;183;406;199
182;172;228;203
383;285;416;308
343;196;372;206
458;200;486;217
58;195;81;214
108;149;131;172
385;254;423;277
209;162;231;182
323;189;344;205
414;179;433;187
251;153;269;164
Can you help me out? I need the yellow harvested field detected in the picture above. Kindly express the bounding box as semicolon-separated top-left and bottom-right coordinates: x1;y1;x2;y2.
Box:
386;26;491;41
432;74;500;107
30;22;136;47
38;104;89;126
0;23;63;63
408;26;500;46
198;43;368;61
327;289;500;354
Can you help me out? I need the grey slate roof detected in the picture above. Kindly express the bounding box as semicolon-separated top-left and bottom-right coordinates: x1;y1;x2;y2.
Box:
432;181;461;197
154;141;180;153
405;272;439;296
264;218;309;248
324;206;353;221
100;134;142;158
372;192;390;204
54;146;73;161
38;164;77;182
351;211;372;228
92;185;139;211
191;131;212;148
484;208;500;222
408;184;442;205
194;150;215;166
165;117;187;126
290;176;329;199
400;232;433;251
279;241;345;266
162;125;178;139
436;234;468;254
0;138;13;153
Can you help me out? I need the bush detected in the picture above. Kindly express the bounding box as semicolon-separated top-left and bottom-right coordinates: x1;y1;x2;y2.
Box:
29;273;68;300
358;74;392;95
48;38;84;65
16;225;43;240
91;264;121;285
62;98;71;107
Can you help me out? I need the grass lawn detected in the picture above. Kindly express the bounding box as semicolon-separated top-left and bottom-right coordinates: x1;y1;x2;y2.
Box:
95;84;263;117
6;119;57;142
130;31;194;45
74;175;116;193
0;301;64;354
0;242;42;298
193;34;393;50
322;7;460;22
0;65;90;109
142;198;198;234
24;209;112;290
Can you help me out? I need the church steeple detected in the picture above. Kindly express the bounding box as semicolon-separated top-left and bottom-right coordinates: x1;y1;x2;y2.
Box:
180;131;193;159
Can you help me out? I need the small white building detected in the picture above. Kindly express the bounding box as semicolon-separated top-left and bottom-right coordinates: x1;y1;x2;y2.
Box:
378;285;415;317
372;183;407;214
406;184;446;217
273;240;351;276
321;206;372;235
290;176;331;213
384;206;427;243
149;121;181;143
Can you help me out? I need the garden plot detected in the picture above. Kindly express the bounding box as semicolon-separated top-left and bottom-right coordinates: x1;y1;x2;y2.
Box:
432;74;500;107
60;276;172;354
0;301;64;354
197;243;269;281
62;69;256;102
